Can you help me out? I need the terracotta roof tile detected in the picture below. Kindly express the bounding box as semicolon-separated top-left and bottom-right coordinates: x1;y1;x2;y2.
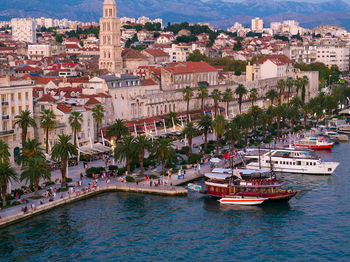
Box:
37;93;57;102
57;103;72;113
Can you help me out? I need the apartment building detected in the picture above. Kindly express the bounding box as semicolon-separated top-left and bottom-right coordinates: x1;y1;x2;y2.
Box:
316;45;350;71
11;18;37;43
0;77;34;163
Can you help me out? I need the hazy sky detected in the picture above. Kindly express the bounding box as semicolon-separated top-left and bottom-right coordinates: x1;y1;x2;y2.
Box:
222;0;350;2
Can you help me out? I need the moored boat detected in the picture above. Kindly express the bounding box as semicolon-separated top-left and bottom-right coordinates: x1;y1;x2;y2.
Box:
294;137;334;150
219;196;267;205
323;131;348;142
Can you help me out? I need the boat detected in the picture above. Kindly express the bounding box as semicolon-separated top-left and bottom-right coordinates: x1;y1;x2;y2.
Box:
323;131;348;142
219;196;267;205
244;148;339;175
204;169;297;202
328;119;350;134
187;183;202;192
294;137;334;150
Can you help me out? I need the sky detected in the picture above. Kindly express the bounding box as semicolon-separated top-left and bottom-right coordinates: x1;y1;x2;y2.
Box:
222;0;350;2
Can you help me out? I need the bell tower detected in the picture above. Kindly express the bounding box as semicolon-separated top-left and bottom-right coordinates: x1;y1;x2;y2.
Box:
99;0;123;74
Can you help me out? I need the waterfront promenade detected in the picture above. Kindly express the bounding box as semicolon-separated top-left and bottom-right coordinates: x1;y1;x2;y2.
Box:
0;161;211;228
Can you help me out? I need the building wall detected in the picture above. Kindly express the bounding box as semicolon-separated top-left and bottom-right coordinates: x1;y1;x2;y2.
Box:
11;18;36;43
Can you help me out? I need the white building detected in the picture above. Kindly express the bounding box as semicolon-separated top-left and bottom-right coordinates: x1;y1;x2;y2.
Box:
0;77;34;163
316;45;350;72
11;18;37;43
35;17;54;28
120;17;136;25
137;16;151;25
251;17;264;32
28;44;51;60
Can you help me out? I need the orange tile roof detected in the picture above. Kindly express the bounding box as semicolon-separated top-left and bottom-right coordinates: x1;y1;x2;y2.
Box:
37;93;57;102
163;61;217;74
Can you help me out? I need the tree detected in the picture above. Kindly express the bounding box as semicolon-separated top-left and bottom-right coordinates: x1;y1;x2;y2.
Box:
51;135;77;189
21;157;50;197
183;86;194;122
14;110;37;145
40;109;56;154
226;121;241;150
302;76;309;104
187;50;208;62
286;77;294;103
277;79;286;105
92;104;105;142
56;34;64;43
238;113;252;146
266;89;279;106
249;106;263;131
69;111;83;147
0;140;10;163
198;115;212;150
300;104;312;128
197;85;209;115
211;88;222;117
212;115;226;154
107;119;129;143
182;122;197;155
259;111;271;135
274;105;284;136
0;162;17;207
114;136;135;174
222;88;233;116
249;88;258;108
235;84;247;114
134;135;151;174
17;139;45;166
295;77;303;97
153;138;175;175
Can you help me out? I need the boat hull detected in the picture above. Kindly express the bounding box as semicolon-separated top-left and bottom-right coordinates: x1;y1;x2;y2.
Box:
219;197;266;205
294;144;333;150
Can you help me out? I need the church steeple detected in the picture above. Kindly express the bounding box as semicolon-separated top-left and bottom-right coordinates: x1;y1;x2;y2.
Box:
99;0;123;74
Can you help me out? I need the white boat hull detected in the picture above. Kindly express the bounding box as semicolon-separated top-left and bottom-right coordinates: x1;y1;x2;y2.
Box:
219;197;267;205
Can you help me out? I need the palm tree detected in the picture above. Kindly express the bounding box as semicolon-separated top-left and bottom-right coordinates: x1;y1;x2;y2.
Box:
17;139;45;166
153;138;175;175
266;89;279;106
0;162;17;207
259;111;271;135
249;106;263;131
183;86;194;122
274;105;284;136
212;115;226;154
0;140;10;163
302;76;309;104
286;77;294;103
51;135;77;189
222;88;233;116
92;104;105;142
249;88;258;108
295;77;303;98
107;119;129;143
211;88;222;117
300;104;312;128
134;135;151;174
226;121;241;150
197;85;209;115
239;113;252;146
69;111;83;147
182;122;197;155
198;115;212;150
21;157;50;197
40;109;56;154
235;84;247;114
114;136;135;174
14;110;36;145
277;79;286;105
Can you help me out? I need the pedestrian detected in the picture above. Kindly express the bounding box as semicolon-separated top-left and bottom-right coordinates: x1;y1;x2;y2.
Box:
23;206;28;214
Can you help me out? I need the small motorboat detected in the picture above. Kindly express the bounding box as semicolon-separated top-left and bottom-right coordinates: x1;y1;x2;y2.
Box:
187;183;202;192
219;196;267;206
324;131;348;142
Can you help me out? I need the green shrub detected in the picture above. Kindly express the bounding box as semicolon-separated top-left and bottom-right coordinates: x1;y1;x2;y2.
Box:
109;165;118;171
118;167;127;176
177;146;189;155
44;181;55;187
126;176;135;183
86;167;105;178
5;194;14;201
66;178;73;183
149;174;158;179
12;188;24;196
188;153;202;164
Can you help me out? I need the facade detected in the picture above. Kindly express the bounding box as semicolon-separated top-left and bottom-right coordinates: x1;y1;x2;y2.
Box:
251;17;264;32
316;45;350;72
247;56;294;80
28;44;51;60
99;0;123;74
11;18;37;43
0;77;34;163
283;44;317;64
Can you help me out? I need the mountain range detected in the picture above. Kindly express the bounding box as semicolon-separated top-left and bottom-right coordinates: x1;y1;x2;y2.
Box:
1;0;350;30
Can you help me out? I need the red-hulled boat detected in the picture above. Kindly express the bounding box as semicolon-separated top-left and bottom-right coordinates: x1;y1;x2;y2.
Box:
205;168;298;202
294;137;334;150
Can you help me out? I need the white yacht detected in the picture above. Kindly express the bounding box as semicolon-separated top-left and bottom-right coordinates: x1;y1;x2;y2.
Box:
328;119;350;134
244;148;339;175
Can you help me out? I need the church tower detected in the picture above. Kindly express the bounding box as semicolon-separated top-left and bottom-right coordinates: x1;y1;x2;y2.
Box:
99;0;123;74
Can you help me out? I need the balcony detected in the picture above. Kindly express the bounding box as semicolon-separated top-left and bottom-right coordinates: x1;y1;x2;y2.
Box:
0;130;14;136
1;101;9;106
2;115;9;120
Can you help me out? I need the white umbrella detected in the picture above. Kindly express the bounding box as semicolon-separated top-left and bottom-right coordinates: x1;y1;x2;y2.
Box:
210;158;221;163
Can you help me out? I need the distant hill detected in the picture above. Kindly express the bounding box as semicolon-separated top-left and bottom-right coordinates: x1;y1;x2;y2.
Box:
1;0;350;30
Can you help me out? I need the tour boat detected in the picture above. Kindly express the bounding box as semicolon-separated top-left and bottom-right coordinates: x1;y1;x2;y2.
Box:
323;131;348;142
294;137;334;150
204;169;297;202
219;196;267;205
244;148;339;175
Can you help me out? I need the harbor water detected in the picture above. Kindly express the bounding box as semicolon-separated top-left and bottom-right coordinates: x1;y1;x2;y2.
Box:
1;142;350;261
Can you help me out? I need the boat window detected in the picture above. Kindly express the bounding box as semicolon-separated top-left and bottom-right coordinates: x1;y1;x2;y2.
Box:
306;162;308;166
328;168;332;171
297;161;301;165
